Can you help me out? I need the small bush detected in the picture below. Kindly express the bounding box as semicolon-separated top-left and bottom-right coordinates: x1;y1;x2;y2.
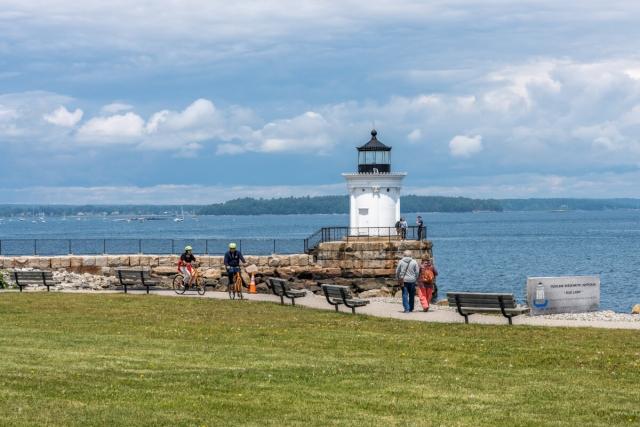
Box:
0;270;10;289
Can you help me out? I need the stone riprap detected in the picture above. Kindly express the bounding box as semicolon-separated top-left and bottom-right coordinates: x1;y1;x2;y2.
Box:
0;239;434;295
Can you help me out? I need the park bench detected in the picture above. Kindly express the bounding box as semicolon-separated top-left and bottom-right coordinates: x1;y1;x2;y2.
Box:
321;284;369;314
12;270;59;292
447;292;529;325
116;269;159;294
267;277;306;305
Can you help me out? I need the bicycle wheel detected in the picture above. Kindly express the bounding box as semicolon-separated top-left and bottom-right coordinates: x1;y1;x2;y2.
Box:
196;276;205;295
173;274;186;295
235;273;244;300
227;274;236;299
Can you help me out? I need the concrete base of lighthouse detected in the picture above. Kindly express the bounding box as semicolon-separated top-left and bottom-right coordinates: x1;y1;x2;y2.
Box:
342;172;406;235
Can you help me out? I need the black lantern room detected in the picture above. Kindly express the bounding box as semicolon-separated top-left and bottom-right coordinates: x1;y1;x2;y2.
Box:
357;129;391;173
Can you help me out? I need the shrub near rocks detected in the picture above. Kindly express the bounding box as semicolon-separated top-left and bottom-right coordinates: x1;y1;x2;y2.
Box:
0;270;10;289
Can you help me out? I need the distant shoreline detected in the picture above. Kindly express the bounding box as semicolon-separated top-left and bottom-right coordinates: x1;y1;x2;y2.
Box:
1;196;639;216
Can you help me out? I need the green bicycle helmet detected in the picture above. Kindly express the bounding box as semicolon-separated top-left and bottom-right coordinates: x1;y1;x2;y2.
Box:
228;242;237;249
184;245;193;251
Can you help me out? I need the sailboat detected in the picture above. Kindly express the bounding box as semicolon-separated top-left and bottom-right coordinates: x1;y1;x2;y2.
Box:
174;207;185;223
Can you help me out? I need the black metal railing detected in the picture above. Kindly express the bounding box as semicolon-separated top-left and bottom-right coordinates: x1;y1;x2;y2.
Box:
304;226;426;253
0;238;305;256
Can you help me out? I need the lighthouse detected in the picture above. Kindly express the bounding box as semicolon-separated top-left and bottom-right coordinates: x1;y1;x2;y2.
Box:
342;130;406;235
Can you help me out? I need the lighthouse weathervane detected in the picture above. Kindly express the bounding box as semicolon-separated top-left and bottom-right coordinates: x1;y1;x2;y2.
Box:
342;130;407;236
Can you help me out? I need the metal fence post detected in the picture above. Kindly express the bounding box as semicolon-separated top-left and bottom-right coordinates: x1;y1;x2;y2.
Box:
103;239;106;254
239;240;242;253
34;240;37;255
68;239;72;255
138;239;142;254
205;240;208;255
273;239;276;254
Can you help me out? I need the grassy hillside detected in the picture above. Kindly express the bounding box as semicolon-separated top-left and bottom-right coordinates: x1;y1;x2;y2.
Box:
0;294;638;426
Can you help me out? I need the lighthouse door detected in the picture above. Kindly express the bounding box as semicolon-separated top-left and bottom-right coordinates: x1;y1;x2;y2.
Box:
358;208;369;235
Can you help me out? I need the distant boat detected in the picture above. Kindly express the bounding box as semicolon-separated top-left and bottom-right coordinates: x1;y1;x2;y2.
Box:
174;207;185;223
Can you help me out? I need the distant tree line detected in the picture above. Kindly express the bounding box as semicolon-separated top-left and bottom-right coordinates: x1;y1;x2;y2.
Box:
0;205;199;217
197;196;502;214
1;197;639;217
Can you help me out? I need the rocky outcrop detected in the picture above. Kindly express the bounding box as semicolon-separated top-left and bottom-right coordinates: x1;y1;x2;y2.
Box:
632;304;640;315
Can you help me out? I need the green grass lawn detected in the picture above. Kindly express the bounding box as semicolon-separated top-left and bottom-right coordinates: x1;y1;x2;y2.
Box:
0;294;639;426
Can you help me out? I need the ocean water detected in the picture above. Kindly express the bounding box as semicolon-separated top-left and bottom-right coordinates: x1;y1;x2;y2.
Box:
1;210;639;312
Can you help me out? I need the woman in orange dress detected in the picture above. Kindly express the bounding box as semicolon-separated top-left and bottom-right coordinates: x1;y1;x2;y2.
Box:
417;257;438;312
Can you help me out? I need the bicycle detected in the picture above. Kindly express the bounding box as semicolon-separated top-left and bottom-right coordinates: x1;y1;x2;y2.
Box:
173;265;205;295
227;268;244;300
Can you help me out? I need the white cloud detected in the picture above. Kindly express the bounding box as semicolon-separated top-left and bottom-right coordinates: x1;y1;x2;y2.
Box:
146;98;217;134
101;102;133;114
77;112;145;139
0;91;77;139
5;56;640;180
407;129;422;143
216;111;333;155
43;106;83;127
449;135;483;157
0;183;346;204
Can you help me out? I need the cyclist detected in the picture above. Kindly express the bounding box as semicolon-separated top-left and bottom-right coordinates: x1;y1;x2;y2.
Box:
224;242;245;284
178;245;197;287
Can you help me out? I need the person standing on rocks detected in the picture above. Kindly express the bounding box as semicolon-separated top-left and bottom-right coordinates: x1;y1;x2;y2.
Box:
416;215;425;241
400;217;408;240
396;250;419;313
417;257;438;312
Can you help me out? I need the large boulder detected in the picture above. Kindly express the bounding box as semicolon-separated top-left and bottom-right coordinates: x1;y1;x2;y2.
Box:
354;280;381;292
152;266;178;276
51;257;71;269
201;269;222;280
632;304;640;315
268;257;281;267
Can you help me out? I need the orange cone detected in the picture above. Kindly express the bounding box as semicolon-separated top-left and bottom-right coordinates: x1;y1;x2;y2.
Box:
249;273;257;294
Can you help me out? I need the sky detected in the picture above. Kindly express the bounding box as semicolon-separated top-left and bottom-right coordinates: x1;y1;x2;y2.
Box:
2;1;640;203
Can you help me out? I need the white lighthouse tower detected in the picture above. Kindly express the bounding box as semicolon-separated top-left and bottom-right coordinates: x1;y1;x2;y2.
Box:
342;130;406;235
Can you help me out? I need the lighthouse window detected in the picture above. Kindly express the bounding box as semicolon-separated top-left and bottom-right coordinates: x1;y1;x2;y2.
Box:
362;188;365;192
386;188;390;192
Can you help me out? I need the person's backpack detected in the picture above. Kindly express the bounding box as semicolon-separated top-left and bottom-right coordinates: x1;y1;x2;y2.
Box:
421;268;435;285
395;220;401;228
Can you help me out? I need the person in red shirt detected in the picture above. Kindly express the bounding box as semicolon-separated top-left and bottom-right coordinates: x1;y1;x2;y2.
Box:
177;245;196;287
417;257;438;312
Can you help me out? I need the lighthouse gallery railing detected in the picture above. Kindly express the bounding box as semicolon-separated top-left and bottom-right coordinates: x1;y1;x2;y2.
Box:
303;226;426;253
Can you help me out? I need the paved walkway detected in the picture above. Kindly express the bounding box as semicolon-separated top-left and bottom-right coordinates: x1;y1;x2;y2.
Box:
10;288;639;330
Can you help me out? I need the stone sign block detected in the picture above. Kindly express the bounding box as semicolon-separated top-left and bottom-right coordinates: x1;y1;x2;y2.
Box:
526;276;600;315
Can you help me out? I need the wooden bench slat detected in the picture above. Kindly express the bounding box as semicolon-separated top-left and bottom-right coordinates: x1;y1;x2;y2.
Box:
321;284;369;314
268;278;306;305
447;291;528;325
447;300;518;309
115;269;158;294
12;270;58;292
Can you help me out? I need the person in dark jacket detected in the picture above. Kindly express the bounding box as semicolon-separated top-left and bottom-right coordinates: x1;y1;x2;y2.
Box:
224;242;245;281
416;215;425;240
